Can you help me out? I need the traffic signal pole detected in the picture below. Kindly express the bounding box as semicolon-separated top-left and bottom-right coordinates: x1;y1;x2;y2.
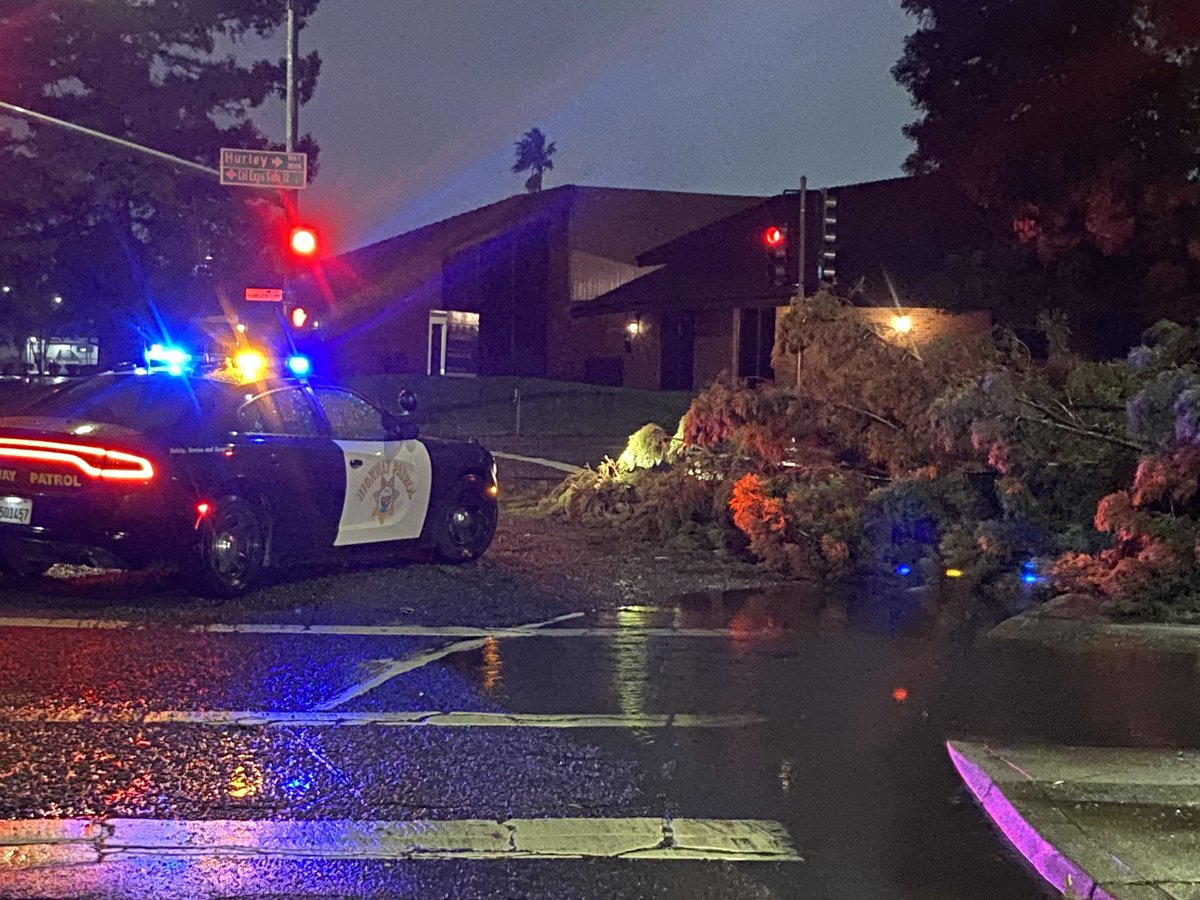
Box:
796;175;806;388
285;0;299;155
0;100;221;178
280;0;302;345
285;0;300;208
797;175;807;302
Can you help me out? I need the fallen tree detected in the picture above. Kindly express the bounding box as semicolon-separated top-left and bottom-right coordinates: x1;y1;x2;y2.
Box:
546;289;1200;617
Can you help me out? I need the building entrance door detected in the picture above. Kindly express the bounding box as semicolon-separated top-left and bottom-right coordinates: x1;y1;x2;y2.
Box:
427;312;447;375
660;311;696;390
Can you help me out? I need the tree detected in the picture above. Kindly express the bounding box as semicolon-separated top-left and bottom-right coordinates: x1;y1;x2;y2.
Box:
512;127;557;193
0;1;322;364
893;0;1200;348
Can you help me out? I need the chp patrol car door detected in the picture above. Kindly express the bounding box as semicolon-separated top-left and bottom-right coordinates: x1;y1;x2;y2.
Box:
234;386;340;552
310;387;432;547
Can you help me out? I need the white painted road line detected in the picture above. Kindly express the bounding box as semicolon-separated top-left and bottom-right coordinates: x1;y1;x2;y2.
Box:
0;616;753;638
314;640;492;709
0;817;800;863
1;708;766;728
315;612;582;710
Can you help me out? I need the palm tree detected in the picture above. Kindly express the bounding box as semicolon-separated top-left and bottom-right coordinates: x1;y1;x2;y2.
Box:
512;127;557;193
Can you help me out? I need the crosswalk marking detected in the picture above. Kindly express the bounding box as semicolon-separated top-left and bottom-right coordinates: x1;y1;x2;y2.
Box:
0;615;750;639
0;708;765;728
0;817;801;863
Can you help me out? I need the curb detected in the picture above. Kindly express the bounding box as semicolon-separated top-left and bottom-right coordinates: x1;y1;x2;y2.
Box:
946;741;1125;899
946;742;1194;900
988;612;1200;655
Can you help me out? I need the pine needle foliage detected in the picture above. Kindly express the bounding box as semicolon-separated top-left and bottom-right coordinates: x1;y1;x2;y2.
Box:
547;289;1200;617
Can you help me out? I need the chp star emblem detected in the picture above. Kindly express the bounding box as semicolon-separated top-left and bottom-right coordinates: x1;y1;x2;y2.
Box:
372;474;398;524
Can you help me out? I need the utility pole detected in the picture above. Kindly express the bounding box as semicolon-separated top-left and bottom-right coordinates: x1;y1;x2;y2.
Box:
795;175;807;388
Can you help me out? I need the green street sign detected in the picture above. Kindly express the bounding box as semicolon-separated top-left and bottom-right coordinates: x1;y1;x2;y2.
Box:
219;148;307;189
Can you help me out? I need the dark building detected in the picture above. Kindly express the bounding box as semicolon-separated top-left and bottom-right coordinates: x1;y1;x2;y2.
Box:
301;177;993;390
299;186;762;386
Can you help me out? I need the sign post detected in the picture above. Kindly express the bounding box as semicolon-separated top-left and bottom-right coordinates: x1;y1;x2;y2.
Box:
219;149;307;190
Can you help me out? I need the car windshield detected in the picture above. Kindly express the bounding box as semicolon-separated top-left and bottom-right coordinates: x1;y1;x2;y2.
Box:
26;373;230;437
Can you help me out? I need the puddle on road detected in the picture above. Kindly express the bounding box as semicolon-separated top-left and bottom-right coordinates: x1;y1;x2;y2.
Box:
443;582;1200;897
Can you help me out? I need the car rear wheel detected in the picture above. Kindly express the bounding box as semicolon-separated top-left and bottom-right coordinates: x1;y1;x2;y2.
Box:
191;496;267;597
432;476;497;563
0;558;52;587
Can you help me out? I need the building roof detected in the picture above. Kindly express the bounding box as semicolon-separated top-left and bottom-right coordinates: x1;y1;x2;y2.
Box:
299;185;765;329
574;174;993;317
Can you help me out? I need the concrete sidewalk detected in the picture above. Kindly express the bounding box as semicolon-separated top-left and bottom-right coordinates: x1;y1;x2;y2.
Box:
948;741;1200;899
989;606;1200;655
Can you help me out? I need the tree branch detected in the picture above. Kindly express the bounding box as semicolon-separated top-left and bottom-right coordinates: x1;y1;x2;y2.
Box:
1016;397;1141;451
831;402;903;431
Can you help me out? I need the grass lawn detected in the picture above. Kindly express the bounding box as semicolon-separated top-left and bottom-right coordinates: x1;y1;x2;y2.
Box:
0;375;694;443
347;374;693;439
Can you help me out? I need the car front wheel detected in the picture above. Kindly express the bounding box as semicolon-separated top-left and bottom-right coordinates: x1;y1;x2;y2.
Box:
432;476;497;563
191;496;267;597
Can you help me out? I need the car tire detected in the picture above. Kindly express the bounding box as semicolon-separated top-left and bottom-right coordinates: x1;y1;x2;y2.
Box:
432;476;497;563
191;496;267;597
0;559;52;587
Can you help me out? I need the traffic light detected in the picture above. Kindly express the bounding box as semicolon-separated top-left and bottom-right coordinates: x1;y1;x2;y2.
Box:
289;305;308;329
819;190;837;284
763;225;790;289
289;225;318;258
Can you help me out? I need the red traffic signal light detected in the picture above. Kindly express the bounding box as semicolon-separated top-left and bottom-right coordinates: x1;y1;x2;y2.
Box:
289;306;309;329
763;225;791;289
289;225;318;257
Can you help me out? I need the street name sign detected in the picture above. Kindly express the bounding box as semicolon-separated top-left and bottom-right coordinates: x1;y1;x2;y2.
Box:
243;288;284;302
220;149;307;189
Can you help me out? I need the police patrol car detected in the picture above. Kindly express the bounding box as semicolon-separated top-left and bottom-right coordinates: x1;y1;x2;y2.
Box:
0;346;499;596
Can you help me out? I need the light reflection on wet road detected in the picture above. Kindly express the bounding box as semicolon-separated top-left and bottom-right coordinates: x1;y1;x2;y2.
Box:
6;582;1184;896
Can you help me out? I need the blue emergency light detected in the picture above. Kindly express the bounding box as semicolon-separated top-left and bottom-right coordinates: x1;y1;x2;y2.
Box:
286;354;311;377
144;344;192;375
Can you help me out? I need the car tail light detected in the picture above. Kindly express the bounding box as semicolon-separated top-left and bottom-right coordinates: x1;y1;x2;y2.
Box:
0;437;154;481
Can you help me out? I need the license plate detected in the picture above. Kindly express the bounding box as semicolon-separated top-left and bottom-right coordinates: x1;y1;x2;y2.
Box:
0;497;32;525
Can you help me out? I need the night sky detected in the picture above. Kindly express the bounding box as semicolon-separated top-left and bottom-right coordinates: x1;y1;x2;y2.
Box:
250;1;917;253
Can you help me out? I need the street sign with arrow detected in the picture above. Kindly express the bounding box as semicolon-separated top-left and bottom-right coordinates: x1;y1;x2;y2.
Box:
219;148;307;189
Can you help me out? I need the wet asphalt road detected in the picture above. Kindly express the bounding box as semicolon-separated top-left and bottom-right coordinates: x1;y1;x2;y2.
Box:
0;564;1142;899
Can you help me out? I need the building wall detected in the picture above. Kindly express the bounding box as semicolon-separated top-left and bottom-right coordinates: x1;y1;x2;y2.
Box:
543;211;579;382
326;274;442;375
694;309;734;386
771;306;992;385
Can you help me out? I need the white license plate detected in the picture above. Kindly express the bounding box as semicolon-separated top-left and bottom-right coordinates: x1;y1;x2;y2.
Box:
0;497;32;526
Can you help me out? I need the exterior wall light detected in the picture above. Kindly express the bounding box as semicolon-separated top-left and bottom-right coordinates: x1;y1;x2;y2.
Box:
890;314;913;334
624;318;643;353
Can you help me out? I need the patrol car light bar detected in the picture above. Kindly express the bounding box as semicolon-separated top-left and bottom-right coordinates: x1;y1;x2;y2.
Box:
0;437;155;481
286;354;311;376
144;344;193;375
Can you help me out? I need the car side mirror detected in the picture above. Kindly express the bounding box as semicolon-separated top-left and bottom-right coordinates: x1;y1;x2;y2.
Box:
382;410;419;441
